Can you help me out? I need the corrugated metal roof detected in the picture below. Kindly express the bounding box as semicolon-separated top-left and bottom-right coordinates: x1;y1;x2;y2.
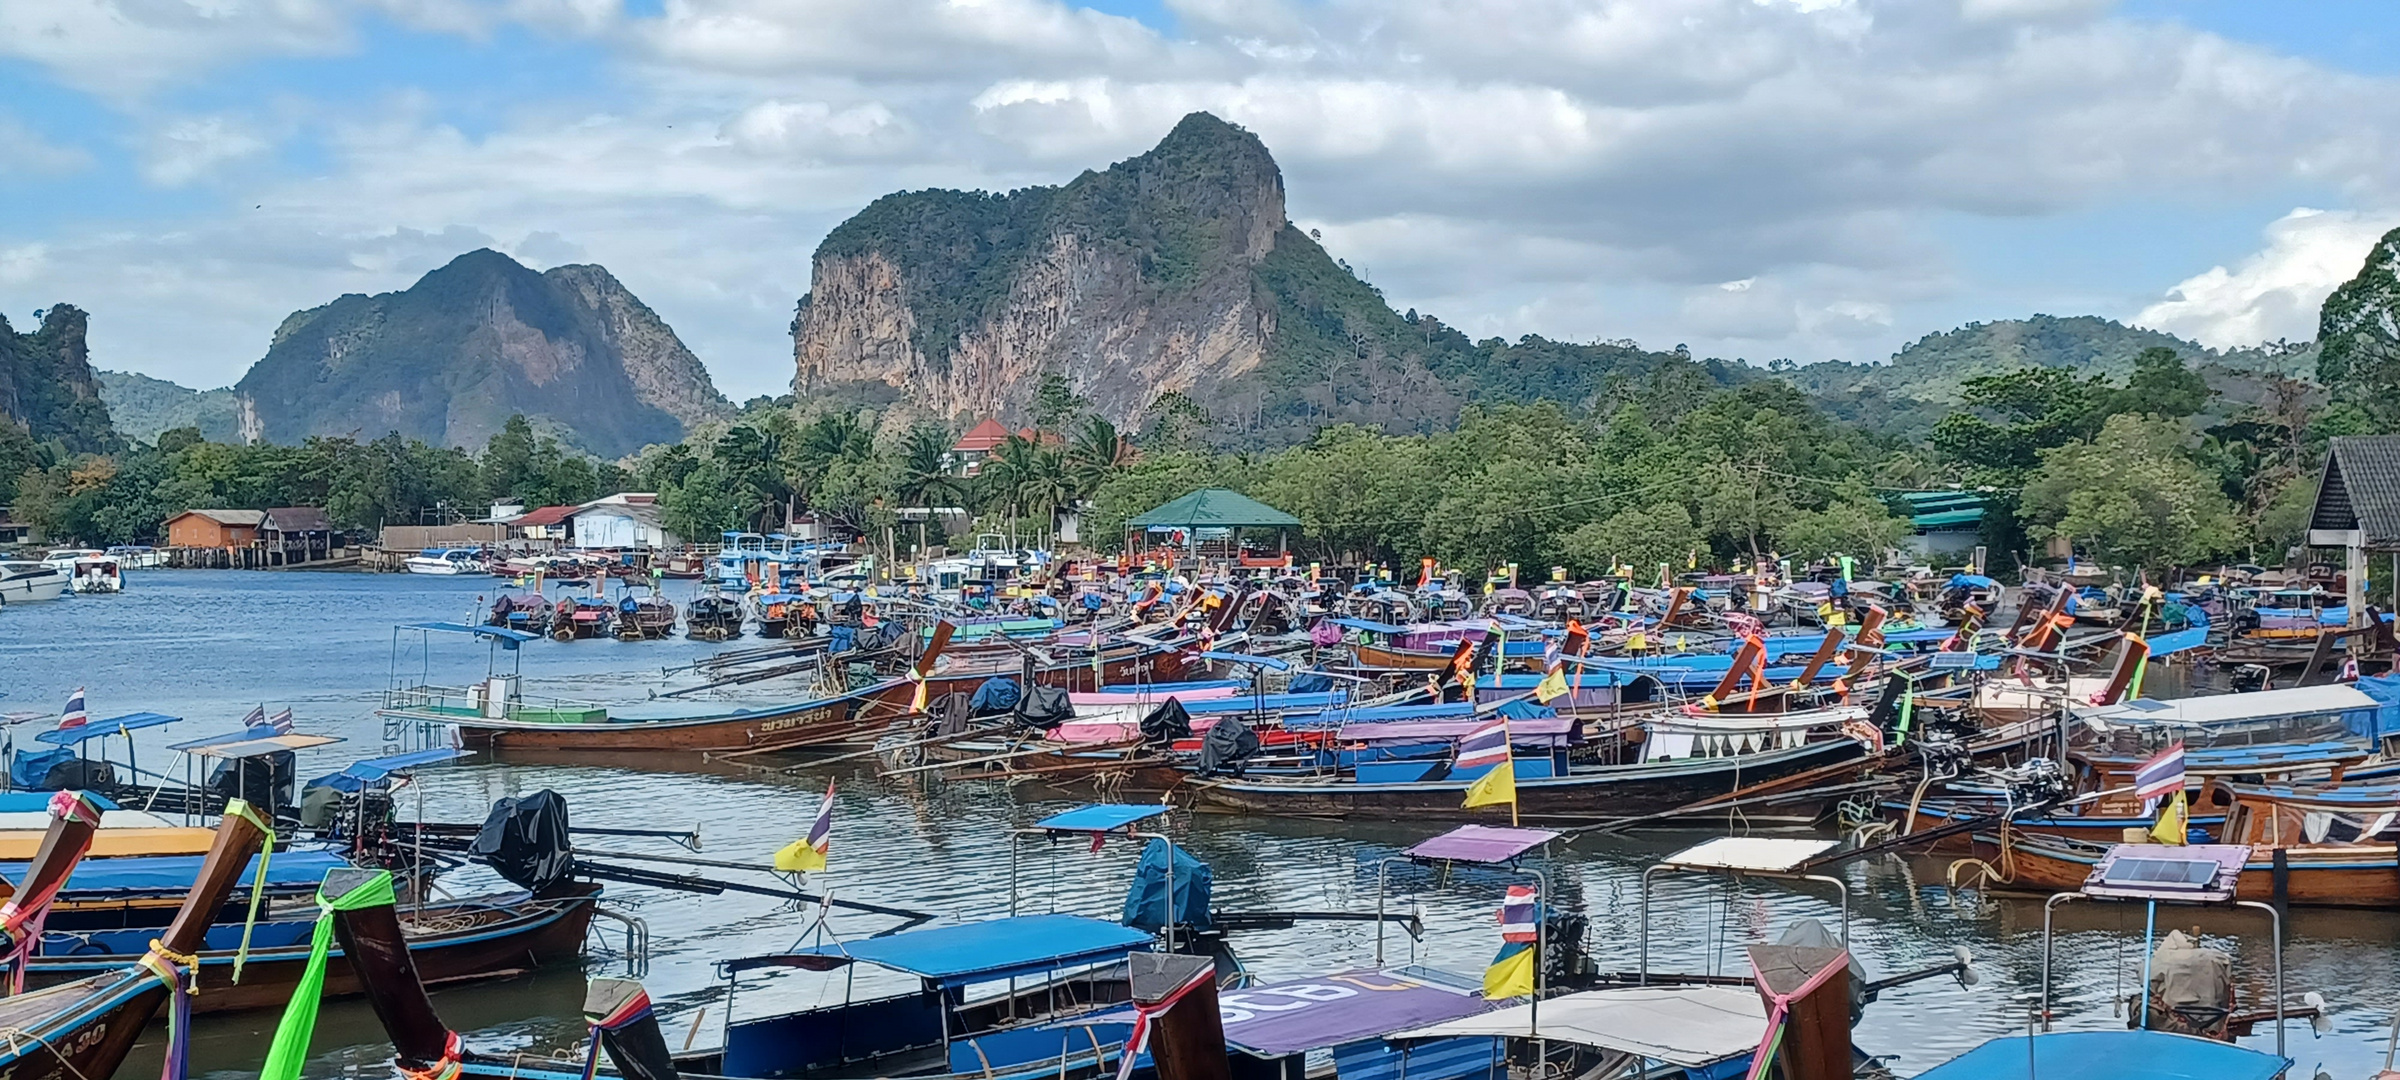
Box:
1126;488;1300;529
2313;436;2400;549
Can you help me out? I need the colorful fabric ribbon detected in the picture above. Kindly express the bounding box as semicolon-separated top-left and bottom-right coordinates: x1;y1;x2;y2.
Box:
140;941;202;1080
260;870;399;1080
221;798;277;984
579;987;656;1080
0;790;104;993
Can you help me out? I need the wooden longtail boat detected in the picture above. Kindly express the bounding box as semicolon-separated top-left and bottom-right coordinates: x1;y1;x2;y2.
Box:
19;883;597;1013
1983;778;2400;907
1189;736;1867;820
435;632;1191;753
0;794;267;1078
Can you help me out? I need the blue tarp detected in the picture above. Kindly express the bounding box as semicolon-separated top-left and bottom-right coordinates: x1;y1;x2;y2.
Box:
968;677;1022;714
0;790;117;812
1912;1031;2288;1080
1190;651;1292;672
1121;837;1211;932
0;849;351;895
782;914;1152;987
1325;617;1412;636
2348;675;2400;741
8;749;76;789
1036;804;1171;833
36;712;181;746
1947;574;1999;589
306;747;474;793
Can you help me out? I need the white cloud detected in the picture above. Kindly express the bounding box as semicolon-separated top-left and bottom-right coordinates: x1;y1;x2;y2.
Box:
2136;207;2400;349
142;116;274;186
9;0;2400;396
0;244;47;286
0;115;93;177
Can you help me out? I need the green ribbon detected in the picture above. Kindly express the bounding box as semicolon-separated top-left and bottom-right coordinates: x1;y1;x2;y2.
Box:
222;798;276;984
260;870;398;1080
1892;670;1917;748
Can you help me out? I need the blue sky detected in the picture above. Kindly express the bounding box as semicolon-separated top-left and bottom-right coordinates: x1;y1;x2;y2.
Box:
2;0;2395;401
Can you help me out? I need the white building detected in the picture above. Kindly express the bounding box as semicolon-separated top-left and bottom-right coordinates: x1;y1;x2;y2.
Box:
567;493;679;549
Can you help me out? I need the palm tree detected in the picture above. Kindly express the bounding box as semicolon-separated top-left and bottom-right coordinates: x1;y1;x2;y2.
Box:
894;424;964;554
979;435;1047;541
1066;416;1131;501
1016;447;1074;548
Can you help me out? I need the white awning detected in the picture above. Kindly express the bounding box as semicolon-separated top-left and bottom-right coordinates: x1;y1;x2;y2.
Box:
1389;986;1765;1068
2072;685;2375;728
1660;836;1839;874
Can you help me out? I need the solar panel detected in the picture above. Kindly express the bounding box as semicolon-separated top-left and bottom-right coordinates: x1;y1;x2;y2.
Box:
2123;699;2174;713
2100;858;2219;888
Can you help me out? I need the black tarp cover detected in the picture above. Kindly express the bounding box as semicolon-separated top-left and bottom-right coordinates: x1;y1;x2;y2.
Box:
470;789;574;893
1014;685;1076;730
1140;698;1193;744
1196;716;1261;777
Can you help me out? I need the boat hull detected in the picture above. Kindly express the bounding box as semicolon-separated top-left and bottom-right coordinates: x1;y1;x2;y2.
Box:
1989;835;2400;907
0;563;69;603
1190;738;1866;819
20;888;596;1014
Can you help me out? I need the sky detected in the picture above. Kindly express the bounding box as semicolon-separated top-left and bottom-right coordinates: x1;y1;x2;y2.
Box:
2;0;2398;402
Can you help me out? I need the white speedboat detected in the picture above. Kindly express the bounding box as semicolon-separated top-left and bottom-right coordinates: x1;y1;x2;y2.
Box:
0;561;69;604
404;548;489;575
68;555;123;593
40;548;102;573
106;545;166;569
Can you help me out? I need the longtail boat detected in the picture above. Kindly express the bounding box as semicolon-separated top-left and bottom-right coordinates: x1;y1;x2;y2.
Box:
1986;778;2400;907
0;792;267;1078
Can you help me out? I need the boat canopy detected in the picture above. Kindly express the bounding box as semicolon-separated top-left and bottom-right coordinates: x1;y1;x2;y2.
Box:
192;732;343;759
2212;778;2400;810
1911;1031;2290;1080
1189;650;1293;671
168;722;292;753
1325;616;1414;636
2074;684;2376;728
1035;803;1172;834
1391;985;1765;1069
1337;717;1575;745
1403;825;1561;864
1659;836;1838;874
755;913;1153;988
400;621;540;645
36;711;180;746
0;848;349;895
0;791;118;812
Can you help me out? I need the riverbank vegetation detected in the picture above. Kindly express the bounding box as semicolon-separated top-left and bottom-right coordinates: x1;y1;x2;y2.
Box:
5;344;2368;578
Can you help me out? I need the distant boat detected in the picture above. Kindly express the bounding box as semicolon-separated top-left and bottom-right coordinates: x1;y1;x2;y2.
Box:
0;560;69;604
104;545;165;569
405;548;489;575
685;589;743;640
65;555;122;594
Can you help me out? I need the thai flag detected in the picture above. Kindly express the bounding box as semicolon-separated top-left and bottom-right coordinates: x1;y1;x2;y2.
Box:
238;705;266;729
58;688;87;730
2134;743;2186;801
267;709;294;735
1499;885;1539;943
1455;718;1511;770
804;778;834;860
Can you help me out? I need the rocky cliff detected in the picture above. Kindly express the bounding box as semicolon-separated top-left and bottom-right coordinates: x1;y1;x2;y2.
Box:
0;305;117;453
793;112;1734;443
235;249;731;457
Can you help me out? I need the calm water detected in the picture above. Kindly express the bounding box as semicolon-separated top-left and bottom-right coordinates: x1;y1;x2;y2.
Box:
1;571;2394;1079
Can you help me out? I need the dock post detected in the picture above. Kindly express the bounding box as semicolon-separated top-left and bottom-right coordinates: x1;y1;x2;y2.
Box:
1128;952;1229;1080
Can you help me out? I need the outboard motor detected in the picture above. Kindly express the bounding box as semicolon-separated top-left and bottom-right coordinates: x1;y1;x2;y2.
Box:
1196;715;1262;778
469;789;575;895
207;750;296;818
2134;930;2233;1039
1122;837;1213;934
1012;684;1075;731
1140;698;1194;745
1997;757;2069;811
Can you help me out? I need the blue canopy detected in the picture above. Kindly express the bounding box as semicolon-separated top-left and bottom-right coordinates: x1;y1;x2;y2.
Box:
1913;1031;2288;1080
36;712;181;746
776;914;1152;987
1036;804;1171;833
1947;574;1999;589
1325;617;1412;636
0;791;117;812
1190;651;1293;672
306;747;473;793
402;622;539;645
0;849;351;895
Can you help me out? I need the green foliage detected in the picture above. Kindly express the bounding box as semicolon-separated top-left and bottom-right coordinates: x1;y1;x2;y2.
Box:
2317;227;2400;429
1556;504;1700;577
1779;478;1912;561
2019;414;2242;568
1;306;119;454
95;370;240;444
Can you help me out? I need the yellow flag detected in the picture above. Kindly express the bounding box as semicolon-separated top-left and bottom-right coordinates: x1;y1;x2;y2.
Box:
1463;758;1517;810
2150;790;2188;846
1534;666;1569;704
1483;944;1536;999
775;837;826;872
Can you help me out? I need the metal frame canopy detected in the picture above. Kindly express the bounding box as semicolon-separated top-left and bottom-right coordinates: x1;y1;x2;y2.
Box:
2040;842;2295;1058
1034;804;1172;833
35;712;180;746
1013;803;1185;950
1912;1030;2291;1080
759;913;1154;989
1376;824;1560;1035
1392;985;1768;1070
1639;836;1848;983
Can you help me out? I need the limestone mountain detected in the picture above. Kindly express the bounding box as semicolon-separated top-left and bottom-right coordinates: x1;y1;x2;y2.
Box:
0;305;117;453
235;249;731;458
2318;225;2400;425
792;112;1723;443
97;370;240;444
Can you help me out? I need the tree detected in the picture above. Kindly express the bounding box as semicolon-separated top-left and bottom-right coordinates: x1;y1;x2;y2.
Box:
2114;347;2212;419
1065;416;1132;499
894;425;964;509
1779;478;1910;561
2018;414;2241;570
2316;225;2400;429
1556;504;1700;577
1033;373;1088;432
481;415;539;501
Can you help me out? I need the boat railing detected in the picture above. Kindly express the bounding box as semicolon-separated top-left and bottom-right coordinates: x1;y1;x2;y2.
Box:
377;684;606;720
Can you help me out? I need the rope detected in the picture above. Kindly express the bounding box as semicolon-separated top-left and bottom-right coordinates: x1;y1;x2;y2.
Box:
0;1026;99;1080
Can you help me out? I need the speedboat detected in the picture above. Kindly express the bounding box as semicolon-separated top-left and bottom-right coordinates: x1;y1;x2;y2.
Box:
104;545;165;569
39;549;102;573
404;548;488;575
0;561;69;604
66;555;122;593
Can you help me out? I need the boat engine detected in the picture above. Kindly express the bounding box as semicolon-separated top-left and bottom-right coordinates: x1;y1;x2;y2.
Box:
1992;757;2068;812
2132;929;2233;1039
